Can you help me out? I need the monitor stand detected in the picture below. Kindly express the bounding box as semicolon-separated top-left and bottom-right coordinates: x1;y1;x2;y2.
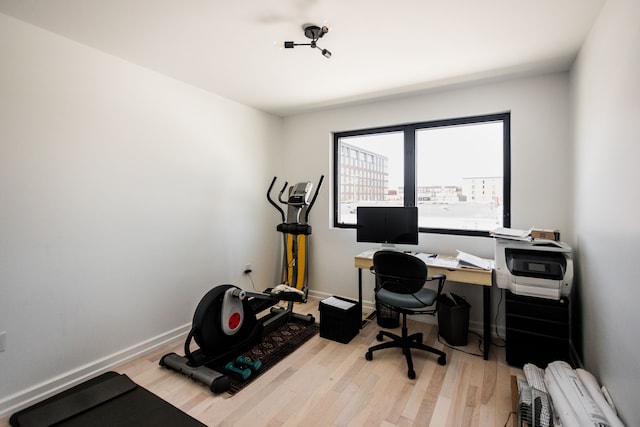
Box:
379;243;398;251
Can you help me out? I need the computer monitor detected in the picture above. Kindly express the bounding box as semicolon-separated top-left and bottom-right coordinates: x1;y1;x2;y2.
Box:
356;206;419;247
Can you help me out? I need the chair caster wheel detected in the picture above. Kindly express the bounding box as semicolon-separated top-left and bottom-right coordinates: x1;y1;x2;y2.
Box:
408;370;416;379
437;355;446;366
365;351;373;361
376;332;384;341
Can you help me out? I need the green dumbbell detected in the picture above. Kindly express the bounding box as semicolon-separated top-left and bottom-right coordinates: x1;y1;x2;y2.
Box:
236;355;262;372
225;362;251;380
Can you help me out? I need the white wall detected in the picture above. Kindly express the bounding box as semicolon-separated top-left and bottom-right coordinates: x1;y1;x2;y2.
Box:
282;72;574;332
571;0;640;424
6;2;637;422
0;13;283;415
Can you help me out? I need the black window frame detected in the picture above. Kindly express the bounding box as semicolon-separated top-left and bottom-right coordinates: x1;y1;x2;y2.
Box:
332;112;511;237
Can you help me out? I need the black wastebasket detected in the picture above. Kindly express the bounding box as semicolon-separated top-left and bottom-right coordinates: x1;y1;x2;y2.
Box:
375;301;400;328
374;276;400;328
437;293;470;346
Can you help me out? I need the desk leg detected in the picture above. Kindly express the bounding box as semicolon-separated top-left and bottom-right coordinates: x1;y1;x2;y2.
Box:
358;267;363;328
483;285;491;360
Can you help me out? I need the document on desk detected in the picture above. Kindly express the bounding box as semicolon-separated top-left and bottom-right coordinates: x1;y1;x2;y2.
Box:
456;250;494;270
427;255;459;269
415;253;436;264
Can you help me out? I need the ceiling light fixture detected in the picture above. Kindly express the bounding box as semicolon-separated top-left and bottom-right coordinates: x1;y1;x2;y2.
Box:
284;24;332;58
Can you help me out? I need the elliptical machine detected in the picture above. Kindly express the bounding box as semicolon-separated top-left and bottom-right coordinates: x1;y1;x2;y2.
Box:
160;176;323;393
261;175;324;328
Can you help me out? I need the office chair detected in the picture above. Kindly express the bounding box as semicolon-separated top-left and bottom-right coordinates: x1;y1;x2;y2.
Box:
365;251;447;379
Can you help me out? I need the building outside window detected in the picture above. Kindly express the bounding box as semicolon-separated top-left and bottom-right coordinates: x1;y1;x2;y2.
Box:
333;113;510;236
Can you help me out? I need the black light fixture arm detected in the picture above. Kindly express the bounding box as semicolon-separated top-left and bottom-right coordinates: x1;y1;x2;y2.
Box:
284;24;332;58
284;41;312;48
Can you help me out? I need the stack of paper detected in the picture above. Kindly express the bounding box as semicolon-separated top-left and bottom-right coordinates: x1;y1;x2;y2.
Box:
321;296;356;310
456;250;494;270
427;255;459;269
490;227;532;241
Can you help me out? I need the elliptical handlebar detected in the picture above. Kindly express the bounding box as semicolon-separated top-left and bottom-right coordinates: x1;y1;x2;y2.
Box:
277;182;289;205
303;175;324;223
267;175;324;223
267;177;286;223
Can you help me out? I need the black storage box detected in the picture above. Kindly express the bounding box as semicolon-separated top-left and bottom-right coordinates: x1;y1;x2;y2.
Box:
319;296;361;344
437;293;471;346
505;291;571;367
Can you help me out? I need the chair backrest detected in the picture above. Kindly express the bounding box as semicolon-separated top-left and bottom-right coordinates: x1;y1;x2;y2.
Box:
372;251;427;295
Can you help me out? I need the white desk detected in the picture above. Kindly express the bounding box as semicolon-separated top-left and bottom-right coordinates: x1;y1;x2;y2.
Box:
354;249;493;360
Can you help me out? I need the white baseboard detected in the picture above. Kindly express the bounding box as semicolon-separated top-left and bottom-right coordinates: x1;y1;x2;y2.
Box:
308;290;376;311
308;289;506;339
1;295;507;420
0;323;190;420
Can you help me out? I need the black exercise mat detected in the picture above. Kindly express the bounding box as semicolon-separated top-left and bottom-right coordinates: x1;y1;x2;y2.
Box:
213;320;319;395
10;371;205;427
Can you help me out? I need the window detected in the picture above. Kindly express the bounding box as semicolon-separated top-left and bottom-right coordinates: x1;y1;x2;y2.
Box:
333;113;510;236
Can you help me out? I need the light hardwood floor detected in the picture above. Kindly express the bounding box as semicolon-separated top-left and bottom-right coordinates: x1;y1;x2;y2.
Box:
2;298;521;426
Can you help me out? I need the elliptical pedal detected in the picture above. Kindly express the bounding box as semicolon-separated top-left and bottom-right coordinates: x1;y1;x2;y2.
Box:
159;353;230;394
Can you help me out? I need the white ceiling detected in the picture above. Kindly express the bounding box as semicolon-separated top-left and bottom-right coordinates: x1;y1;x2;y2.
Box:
0;0;605;116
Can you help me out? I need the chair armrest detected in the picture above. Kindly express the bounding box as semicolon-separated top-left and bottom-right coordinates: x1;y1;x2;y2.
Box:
428;274;447;296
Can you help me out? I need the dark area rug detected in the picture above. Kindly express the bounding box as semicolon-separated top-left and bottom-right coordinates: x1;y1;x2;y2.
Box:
213;320;319;395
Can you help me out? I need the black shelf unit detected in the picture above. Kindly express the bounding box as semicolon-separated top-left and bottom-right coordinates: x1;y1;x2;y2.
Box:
505;290;572;367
